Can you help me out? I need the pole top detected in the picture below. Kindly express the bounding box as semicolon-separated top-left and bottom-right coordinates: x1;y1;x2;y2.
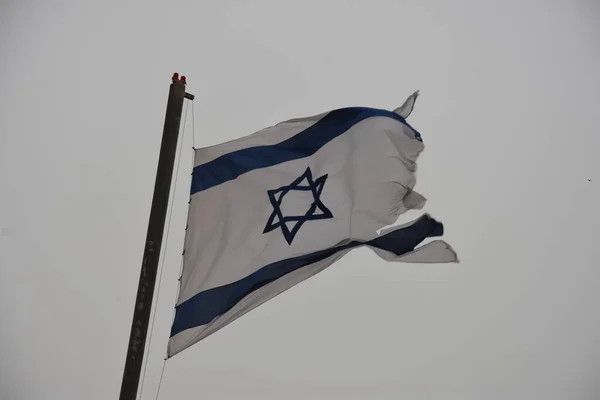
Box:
172;72;194;100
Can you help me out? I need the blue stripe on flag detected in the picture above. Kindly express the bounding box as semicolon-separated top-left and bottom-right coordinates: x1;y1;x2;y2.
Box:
191;107;422;195
169;214;442;337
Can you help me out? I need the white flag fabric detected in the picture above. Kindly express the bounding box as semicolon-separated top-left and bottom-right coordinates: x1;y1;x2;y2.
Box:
167;92;458;357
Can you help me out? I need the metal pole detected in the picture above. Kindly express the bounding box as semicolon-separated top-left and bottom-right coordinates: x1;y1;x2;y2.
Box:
119;73;194;400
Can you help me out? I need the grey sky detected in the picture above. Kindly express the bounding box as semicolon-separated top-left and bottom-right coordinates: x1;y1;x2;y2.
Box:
1;0;599;399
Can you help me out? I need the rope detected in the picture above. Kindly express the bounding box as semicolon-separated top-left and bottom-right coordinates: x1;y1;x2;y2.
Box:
192;99;196;149
154;358;168;400
154;94;198;399
154;93;198;399
138;99;190;400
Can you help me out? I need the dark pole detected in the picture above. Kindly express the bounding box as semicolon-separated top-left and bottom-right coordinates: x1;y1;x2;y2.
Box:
119;73;194;400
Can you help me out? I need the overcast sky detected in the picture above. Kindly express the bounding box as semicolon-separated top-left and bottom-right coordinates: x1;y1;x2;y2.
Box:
1;1;599;399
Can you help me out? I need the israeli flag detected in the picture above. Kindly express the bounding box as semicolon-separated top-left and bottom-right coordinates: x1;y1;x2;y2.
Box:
167;92;458;357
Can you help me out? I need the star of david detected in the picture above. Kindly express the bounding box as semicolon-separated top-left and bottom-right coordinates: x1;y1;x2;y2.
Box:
263;167;333;245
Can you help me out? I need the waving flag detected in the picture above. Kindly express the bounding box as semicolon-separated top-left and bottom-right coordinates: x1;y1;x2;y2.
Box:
167;92;458;357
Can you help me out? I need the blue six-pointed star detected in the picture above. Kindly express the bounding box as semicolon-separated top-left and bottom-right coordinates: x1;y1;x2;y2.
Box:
263;167;334;245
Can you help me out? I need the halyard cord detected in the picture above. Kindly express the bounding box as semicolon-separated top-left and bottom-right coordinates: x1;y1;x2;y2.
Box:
191;99;196;149
138;98;191;400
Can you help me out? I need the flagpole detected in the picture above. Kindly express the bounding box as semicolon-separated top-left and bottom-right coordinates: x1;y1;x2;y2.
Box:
119;73;195;400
